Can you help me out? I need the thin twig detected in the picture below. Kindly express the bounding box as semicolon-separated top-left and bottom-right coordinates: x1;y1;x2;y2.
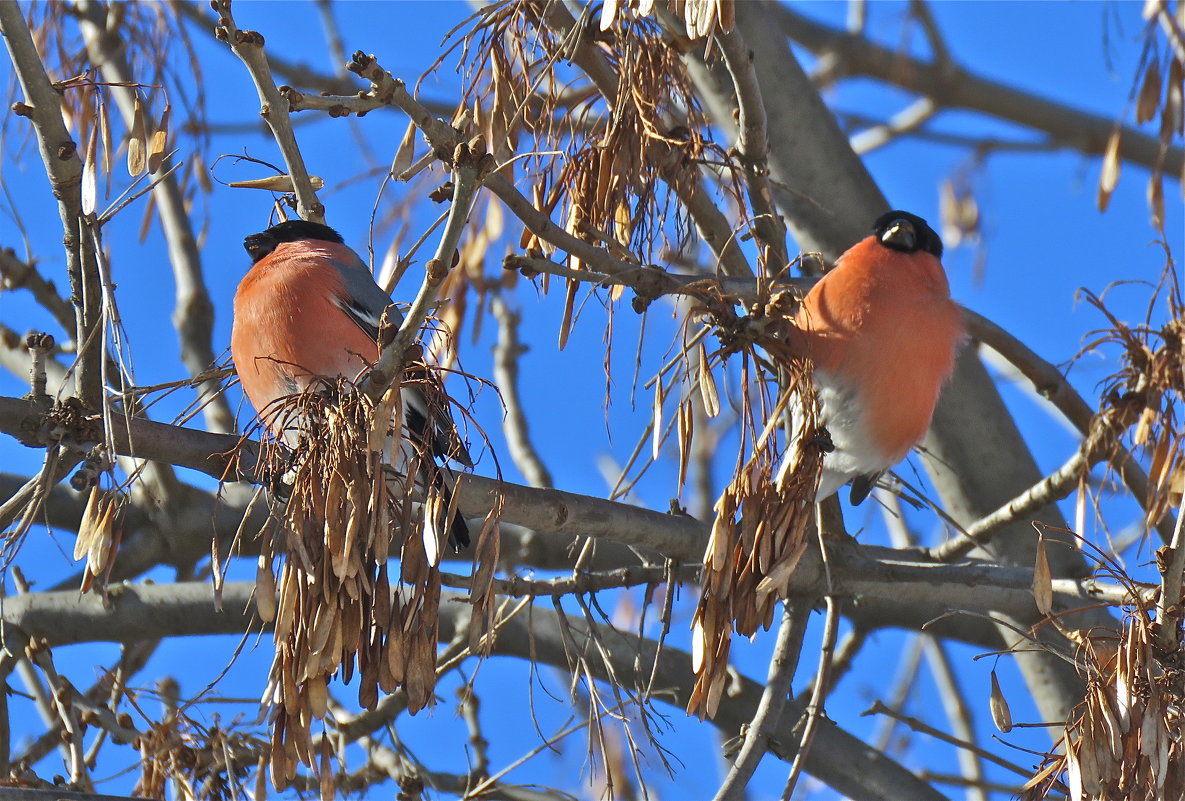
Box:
780;596;840;800
862;700;1032;778
712;602;809;801
922;637;987;801
968;309;1176;544
930;422;1111;561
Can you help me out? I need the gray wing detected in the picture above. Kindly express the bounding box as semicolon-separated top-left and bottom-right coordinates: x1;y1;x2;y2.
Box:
328;254;471;468
329;253;404;341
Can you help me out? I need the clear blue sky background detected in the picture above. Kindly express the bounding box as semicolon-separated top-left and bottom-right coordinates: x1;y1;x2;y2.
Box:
1;2;1181;799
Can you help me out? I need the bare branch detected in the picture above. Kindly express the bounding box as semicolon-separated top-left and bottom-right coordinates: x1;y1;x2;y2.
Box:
0;2;101;405
862;700;1031;779
1;580;950;801
211;0;324;222
490;295;553;489
0;249;75;336
922;637;987;801
75;0;235;435
774;4;1185;176
967;309;1176;544
715;25;789;269
930;419;1113;561
712;602;809;801
363;152;484;402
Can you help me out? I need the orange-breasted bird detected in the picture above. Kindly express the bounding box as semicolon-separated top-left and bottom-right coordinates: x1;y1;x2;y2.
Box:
778;210;965;503
231;219;471;550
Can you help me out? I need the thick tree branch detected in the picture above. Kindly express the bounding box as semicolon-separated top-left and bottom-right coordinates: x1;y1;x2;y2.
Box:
0;393;1147;622
0;581;949;801
775;4;1184;177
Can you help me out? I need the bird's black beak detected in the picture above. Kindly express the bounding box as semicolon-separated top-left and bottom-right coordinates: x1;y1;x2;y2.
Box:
880;220;917;252
243;232;277;264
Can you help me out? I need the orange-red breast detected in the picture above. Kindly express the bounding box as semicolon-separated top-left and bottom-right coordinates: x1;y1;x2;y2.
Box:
779;210;964;502
231;219;471;549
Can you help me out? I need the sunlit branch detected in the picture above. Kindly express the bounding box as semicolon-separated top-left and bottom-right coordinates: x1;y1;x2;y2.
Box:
212;0;324;223
712;603;809;801
966;309;1176;544
76;0;235;435
775;4;1185;176
0;3;102;406
715;25;789;269
0;580;950;801
364;151;484;401
931;420;1117;561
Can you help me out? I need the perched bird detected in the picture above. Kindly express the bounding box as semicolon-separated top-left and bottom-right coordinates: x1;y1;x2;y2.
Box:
231;219;471;549
779;210;965;503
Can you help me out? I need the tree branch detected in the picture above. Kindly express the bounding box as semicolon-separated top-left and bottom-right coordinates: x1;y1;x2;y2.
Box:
774;4;1184;176
211;0;324;222
75;0;235;435
490;295;553;489
712;602;809;801
0;2;101;406
0;581;949;801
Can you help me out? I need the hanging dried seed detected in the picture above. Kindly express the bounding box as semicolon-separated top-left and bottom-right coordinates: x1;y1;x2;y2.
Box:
257;556;277;623
989;669;1013;733
1097;129;1121;212
128;95;146;177
147;104;170;173
1137;59;1162;124
1032;534;1053;616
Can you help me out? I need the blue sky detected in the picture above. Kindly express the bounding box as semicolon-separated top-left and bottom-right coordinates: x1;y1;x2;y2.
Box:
1;2;1181;799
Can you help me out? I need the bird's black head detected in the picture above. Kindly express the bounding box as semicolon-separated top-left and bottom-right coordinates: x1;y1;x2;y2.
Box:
243;220;345;264
872;210;943;259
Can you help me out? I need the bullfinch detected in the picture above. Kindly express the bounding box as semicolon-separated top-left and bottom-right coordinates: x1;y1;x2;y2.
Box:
231;219;471;549
779;210;964;503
